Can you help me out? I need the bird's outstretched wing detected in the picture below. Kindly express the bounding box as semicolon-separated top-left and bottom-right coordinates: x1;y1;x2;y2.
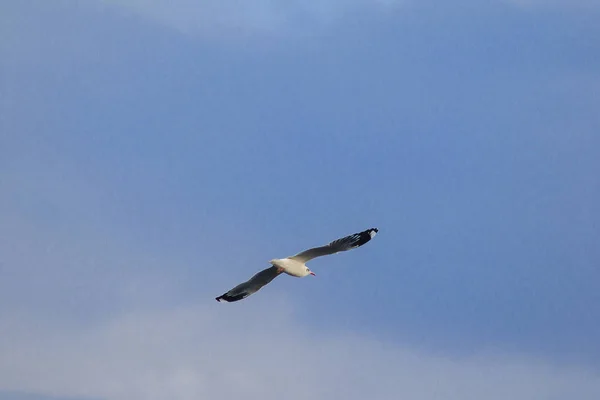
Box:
289;228;378;263
215;266;283;303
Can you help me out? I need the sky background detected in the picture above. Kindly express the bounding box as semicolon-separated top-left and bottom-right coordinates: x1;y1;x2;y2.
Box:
1;0;600;399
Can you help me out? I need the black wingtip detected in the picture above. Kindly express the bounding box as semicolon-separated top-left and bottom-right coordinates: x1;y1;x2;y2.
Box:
216;294;229;302
215;293;247;303
364;228;377;239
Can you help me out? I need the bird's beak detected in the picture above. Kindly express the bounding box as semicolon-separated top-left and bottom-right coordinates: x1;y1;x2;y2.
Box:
310;272;316;276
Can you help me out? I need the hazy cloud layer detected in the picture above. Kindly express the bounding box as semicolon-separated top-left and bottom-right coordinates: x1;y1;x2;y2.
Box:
2;304;600;400
97;0;402;36
95;0;600;37
506;0;600;9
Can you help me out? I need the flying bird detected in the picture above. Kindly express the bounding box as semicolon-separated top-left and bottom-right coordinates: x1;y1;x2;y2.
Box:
215;227;378;302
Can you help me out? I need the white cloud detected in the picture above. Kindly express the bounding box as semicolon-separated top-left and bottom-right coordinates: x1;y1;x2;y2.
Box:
1;302;600;400
86;0;600;43
505;0;600;9
96;0;402;36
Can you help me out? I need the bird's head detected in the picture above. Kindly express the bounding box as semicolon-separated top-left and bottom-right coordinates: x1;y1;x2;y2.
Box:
305;267;315;277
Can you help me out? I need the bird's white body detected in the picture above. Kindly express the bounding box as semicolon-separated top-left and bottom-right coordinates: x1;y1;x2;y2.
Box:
270;258;310;277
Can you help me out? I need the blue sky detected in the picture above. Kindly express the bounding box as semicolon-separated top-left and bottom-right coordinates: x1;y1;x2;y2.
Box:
1;0;599;399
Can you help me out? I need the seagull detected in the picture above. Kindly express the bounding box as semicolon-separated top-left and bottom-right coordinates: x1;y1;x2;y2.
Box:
215;227;378;302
